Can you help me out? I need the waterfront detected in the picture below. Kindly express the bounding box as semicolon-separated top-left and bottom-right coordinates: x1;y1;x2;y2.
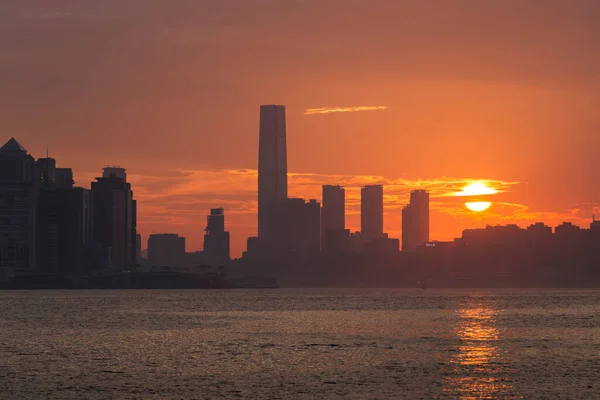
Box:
1;289;599;399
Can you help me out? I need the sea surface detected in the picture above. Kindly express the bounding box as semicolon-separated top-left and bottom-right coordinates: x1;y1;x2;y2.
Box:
1;289;600;399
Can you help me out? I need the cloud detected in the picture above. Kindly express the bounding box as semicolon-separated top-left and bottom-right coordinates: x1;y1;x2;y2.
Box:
304;106;388;115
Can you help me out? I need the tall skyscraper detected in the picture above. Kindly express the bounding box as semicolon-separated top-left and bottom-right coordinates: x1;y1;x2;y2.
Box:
321;185;345;252
0;138;38;274
402;190;430;251
91;167;136;271
361;185;384;243
38;187;94;274
258;105;287;241
204;208;231;264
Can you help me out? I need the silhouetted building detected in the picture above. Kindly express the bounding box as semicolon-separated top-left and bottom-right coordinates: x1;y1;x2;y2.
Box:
91;167;136;271
361;185;384;243
148;233;186;267
362;234;400;254
135;233;142;264
56;168;74;189
35;158;57;189
526;222;553;245
258;105;287;242
272;198;320;255
131;199;137;267
460;224;526;247
324;228;351;253
402;190;429;251
0;138;38;274
321;185;345;252
554;222;583;246
37;187;94;274
204;208;230;264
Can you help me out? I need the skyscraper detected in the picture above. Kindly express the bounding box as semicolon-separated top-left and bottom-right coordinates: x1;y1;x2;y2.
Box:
148;233;185;267
258;105;287;241
361;185;384;243
402;190;430;251
0;138;38;274
91;167;136;271
272;198;320;255
321;185;345;252
204;208;231;264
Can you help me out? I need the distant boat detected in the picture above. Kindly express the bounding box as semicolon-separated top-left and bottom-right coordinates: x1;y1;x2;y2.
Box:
418;281;427;289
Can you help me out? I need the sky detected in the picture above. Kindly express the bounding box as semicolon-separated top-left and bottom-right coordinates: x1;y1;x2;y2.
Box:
1;0;599;257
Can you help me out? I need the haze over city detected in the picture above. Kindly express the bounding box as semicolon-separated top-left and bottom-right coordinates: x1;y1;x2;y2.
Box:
2;0;599;257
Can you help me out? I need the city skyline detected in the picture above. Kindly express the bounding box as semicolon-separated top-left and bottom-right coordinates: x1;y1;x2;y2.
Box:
2;1;600;257
3;133;598;259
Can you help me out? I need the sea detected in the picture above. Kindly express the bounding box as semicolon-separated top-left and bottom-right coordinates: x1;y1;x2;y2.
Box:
1;289;599;399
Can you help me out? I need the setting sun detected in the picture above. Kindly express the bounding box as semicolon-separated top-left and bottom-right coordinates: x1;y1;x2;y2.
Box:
465;201;492;212
457;182;498;197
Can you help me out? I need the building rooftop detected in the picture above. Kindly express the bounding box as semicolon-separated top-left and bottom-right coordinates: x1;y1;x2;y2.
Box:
0;137;27;153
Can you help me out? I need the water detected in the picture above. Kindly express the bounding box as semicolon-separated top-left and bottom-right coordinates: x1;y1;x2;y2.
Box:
1;289;600;399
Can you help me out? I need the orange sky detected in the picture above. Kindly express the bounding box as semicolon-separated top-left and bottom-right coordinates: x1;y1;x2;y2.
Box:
1;1;599;256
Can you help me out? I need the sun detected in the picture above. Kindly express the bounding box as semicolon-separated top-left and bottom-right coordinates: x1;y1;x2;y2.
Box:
465;201;492;212
457;182;497;197
457;182;495;212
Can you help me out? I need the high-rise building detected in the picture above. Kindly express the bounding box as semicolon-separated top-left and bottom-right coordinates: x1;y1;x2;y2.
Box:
35;157;90;273
55;168;74;189
37;187;94;274
91;167;136;271
258;105;287;242
360;185;384;243
321;185;345;252
35;158;57;189
402;190;429;251
272;198;320;255
135;233;142;264
204;208;230;264
401;205;411;252
0;138;38;275
147;233;185;267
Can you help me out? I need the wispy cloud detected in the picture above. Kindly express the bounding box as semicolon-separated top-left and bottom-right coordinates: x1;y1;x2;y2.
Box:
304;106;388;115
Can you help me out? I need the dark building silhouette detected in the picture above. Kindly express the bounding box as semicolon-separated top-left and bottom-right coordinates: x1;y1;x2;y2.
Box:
56;168;74;189
526;222;553;245
402;190;429;251
91;167;136;271
148;233;186;267
361;185;384;243
258;105;287;242
0;138;38;274
35;158;57;189
203;208;230;264
35;156;93;274
37;187;94;274
135;233;142;264
321;185;345;252
324;228;351;253
271;198;320;255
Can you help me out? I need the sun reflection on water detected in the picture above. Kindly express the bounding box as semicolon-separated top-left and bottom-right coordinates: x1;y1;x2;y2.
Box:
444;303;518;399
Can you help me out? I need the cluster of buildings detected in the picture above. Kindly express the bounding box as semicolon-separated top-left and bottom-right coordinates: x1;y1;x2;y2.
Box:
0;138;140;279
146;208;230;270
0;137;230;281
2;103;598;288
245;104;430;259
